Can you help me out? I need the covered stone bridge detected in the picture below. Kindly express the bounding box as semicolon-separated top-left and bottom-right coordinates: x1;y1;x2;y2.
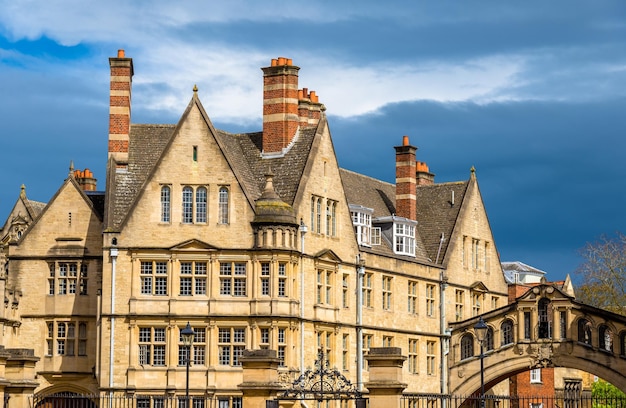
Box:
449;282;626;395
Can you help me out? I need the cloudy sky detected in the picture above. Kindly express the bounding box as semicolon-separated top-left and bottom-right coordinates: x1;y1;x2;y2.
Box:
1;1;625;282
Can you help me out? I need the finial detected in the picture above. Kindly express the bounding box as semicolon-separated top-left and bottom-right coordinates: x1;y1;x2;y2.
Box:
69;160;75;177
193;84;198;93
470;166;476;179
20;184;26;199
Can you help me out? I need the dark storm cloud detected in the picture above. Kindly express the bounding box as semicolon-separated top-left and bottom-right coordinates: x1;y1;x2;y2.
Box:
329;97;626;277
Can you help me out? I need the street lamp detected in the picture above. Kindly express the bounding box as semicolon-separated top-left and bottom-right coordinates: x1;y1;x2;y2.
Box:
474;316;488;408
181;322;195;408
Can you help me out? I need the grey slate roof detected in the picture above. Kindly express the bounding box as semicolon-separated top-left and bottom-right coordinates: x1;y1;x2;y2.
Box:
218;127;317;206
414;181;469;264
340;168;469;265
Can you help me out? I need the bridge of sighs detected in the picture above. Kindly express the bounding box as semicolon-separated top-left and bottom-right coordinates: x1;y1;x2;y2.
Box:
448;282;626;395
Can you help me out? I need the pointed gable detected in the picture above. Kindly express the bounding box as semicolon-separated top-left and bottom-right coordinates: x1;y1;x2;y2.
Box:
106;91;320;232
1;185;47;243
12;177;103;257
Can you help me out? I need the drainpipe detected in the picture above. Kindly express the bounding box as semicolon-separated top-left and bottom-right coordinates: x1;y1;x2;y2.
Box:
356;254;365;391
439;269;449;399
299;220;308;374
109;242;118;401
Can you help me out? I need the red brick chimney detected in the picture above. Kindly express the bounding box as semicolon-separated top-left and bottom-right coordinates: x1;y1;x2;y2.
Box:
261;57;300;155
108;49;134;165
395;136;417;220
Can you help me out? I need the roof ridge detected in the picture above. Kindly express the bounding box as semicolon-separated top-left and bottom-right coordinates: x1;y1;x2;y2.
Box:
339;168;394;186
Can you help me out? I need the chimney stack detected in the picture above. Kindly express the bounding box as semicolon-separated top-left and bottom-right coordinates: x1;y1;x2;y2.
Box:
395;136;417;220
298;88;324;127
261;57;300;155
108;49;134;166
416;161;435;185
73;168;97;191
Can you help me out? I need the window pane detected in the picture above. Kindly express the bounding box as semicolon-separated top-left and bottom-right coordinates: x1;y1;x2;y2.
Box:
161;186;171;222
182;187;193;223
218;187;229;224
196;187;207;223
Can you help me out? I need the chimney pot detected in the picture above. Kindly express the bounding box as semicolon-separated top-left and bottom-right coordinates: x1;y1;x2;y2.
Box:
287;58;292;65
271;58;278;67
278;57;286;65
118;49;125;58
403;135;409;146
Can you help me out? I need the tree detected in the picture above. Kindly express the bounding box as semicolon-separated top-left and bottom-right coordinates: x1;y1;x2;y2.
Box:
575;232;626;315
591;379;626;407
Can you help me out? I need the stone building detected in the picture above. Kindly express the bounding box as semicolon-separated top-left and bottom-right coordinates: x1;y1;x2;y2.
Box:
1;50;510;404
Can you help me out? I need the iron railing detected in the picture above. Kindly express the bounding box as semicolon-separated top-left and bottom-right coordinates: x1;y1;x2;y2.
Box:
29;393;242;408
402;393;626;408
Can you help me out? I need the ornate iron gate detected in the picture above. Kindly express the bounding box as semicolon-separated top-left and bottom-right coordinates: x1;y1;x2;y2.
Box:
267;351;366;408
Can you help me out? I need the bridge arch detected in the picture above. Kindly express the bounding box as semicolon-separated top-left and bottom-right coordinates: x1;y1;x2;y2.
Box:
449;282;626;396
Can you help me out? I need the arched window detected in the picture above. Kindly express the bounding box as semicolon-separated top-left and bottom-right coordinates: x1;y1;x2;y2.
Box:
218;187;229;224
160;186;170;223
501;319;514;346
196;187;207;223
538;298;551;339
599;325;613;352
485;327;494;351
460;333;474;360
578;319;592;346
182;186;193;223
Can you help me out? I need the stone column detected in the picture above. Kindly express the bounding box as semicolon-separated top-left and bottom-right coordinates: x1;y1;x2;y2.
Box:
364;347;407;408
238;349;285;408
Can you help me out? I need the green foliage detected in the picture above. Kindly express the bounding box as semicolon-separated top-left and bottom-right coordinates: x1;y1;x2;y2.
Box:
576;232;626;315
591;379;626;407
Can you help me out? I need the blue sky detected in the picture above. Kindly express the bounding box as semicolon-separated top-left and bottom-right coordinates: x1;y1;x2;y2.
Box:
1;1;625;282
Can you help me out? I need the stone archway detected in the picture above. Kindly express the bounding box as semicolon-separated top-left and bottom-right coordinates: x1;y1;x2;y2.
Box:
448;283;626;396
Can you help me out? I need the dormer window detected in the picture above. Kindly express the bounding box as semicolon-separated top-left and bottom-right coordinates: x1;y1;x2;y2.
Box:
394;221;416;256
350;205;373;246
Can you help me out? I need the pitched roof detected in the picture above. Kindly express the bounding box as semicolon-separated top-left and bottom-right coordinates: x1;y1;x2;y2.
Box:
217;127;317;206
415;181;469;264
106;97;317;231
339;168;469;265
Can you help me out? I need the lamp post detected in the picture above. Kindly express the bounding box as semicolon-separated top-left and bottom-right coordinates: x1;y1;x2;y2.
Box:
181;322;195;408
474;317;488;408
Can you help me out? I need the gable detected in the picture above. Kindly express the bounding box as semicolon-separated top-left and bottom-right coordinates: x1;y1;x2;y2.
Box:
170;239;219;252
11;178;103;257
313;249;343;264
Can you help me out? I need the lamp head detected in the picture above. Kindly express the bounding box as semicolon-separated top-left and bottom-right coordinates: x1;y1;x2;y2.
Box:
474;316;488;343
181;322;195;346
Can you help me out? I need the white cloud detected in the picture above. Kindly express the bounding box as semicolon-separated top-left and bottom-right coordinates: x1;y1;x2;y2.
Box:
128;46;525;123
